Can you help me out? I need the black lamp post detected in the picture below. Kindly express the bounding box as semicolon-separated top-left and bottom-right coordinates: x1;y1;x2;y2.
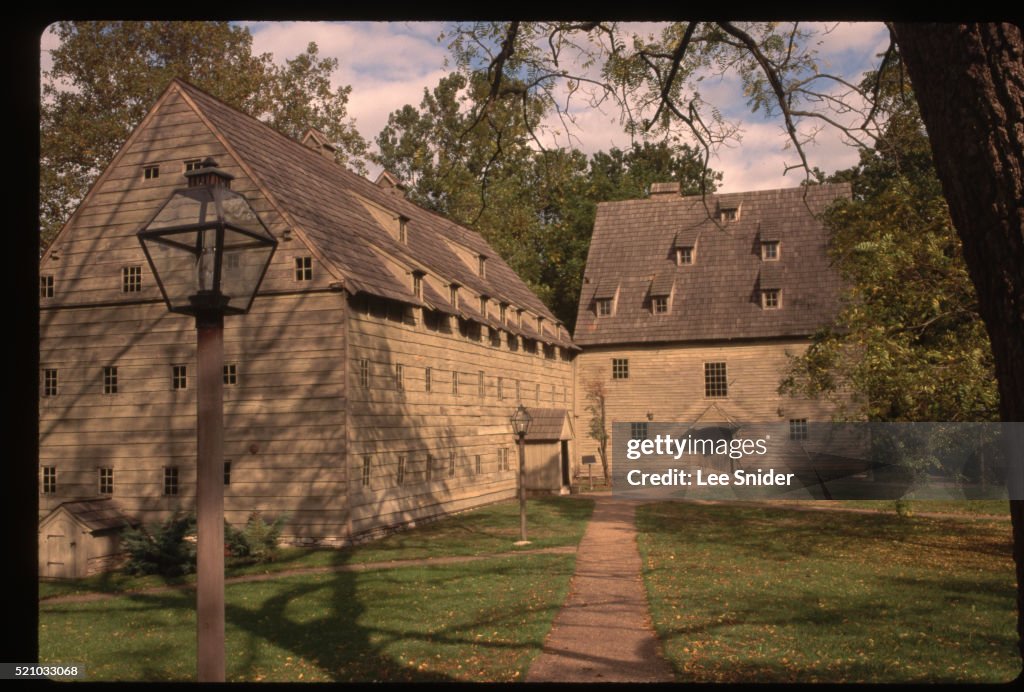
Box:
510;404;533;544
138;158;277;682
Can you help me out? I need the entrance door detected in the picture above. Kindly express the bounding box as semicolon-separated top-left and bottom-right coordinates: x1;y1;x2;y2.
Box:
561;441;571;486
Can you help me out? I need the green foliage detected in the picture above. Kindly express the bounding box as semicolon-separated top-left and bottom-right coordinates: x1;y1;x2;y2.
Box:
41;21;368;249
121;514;197;577
236;512;287;564
781;57;997;423
374;71;718;326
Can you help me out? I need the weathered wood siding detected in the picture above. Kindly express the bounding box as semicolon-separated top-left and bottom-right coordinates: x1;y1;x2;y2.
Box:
573;340;840;475
39;87;349;543
346;298;574;535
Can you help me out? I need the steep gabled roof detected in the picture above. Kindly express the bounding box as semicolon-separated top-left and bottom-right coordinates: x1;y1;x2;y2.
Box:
574;184;850;346
171;80;572;348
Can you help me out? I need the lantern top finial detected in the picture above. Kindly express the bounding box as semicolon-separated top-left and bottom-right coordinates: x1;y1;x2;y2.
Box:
186;157;235;188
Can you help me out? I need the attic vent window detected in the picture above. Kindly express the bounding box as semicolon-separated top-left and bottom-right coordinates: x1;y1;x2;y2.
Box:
295;257;313;281
184;159;202;173
478;255;487;277
399;216;408;244
122;266;142;293
41;275;54;298
761;289;781;309
143;165;160;180
761;241;780;261
676;247;694;266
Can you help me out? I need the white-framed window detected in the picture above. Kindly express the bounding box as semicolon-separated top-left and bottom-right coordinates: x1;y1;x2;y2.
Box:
398;216;408;244
163;466;179;495
676;246;694;266
295;257;313;281
720;206;739;222
184;159;203;173
653;295;669;314
42;466;56;495
103;366;118;394
630;422;648;440
478;255;487;277
596;298;612;317
98;467;113;495
143;165;160;180
612;358;629;379
122;266;142;293
761;289;781;309
359;359;370;388
172;365;187;390
761;241;780;261
790;419;808;441
223;363;237;385
499;447;510;472
43;368;58;397
40;275;54;298
412;272;423;298
704;362;728;398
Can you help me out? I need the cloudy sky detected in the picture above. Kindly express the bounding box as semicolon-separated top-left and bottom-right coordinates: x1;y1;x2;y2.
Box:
43;21;891;193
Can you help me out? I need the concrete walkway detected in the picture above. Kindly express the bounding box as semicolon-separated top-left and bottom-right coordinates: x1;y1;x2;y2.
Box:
526;496;675;682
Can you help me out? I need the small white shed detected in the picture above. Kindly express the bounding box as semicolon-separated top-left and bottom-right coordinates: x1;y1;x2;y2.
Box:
522;407;575;493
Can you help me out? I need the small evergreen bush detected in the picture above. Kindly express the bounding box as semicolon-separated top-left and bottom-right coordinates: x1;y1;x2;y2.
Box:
121;513;197;577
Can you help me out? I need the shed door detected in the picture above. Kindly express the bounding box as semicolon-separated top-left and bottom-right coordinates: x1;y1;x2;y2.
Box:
43;517;78;579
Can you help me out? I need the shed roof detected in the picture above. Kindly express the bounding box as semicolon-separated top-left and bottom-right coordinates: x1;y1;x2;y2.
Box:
523;407;572;441
43;498;137;533
574;184;849;346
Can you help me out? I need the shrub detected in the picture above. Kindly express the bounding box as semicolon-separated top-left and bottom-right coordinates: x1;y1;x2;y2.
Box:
240;512;287;563
121;513;197;577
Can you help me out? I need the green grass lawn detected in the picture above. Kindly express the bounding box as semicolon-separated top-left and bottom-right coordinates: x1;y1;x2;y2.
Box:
41;554;574;682
636;502;1019;683
39;497;594;601
39;497;594;681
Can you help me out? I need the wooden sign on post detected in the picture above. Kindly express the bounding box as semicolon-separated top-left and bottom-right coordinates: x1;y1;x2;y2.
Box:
582;455;596;490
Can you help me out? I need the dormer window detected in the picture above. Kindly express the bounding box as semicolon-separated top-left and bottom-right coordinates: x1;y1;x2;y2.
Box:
516;309;523;328
500;303;508;324
537;316;544;334
596;298;612;317
761;241;780;261
398;216;409;244
412;271;424;299
479;295;488;316
478;255;487;278
653;296;669;314
676;246;694;266
761;289;781;309
719;206;739;222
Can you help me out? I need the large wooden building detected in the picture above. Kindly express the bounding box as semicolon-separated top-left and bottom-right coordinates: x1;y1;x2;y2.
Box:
572;182;852;476
39;79;578;571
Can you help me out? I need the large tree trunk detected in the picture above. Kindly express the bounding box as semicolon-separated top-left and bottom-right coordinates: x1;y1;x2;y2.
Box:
893;23;1024;668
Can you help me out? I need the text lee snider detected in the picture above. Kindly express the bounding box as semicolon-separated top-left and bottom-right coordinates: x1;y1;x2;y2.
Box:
626;468;795;486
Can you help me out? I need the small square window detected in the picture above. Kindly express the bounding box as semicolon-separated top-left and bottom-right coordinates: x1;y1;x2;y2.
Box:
705;362;728;398
122;266;142;293
223;363;237;385
362;455;372;487
762;289;781;309
295;257;313;281
43;368;58;397
143;165;160;180
630;422;648;440
103;366;118;394
790;419;808;441
359;359;370;388
653;296;669;314
397;455;406;485
676;247;693;266
394;363;404;391
475;454;482;475
596;298;612;317
42;466;56;495
448;452;456;479
184;159;202;173
99;467;114;495
224;461;232;486
172;365;187;390
762;241;780;261
40;275;54;299
612;358;629;380
164;466;179;496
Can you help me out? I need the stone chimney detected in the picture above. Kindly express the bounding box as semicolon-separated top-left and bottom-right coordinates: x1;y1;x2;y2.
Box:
649;182;680;197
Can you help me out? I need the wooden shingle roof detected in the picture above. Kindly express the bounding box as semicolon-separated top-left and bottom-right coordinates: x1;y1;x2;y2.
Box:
574;184;850;346
46;498;137;533
172;80;574;349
